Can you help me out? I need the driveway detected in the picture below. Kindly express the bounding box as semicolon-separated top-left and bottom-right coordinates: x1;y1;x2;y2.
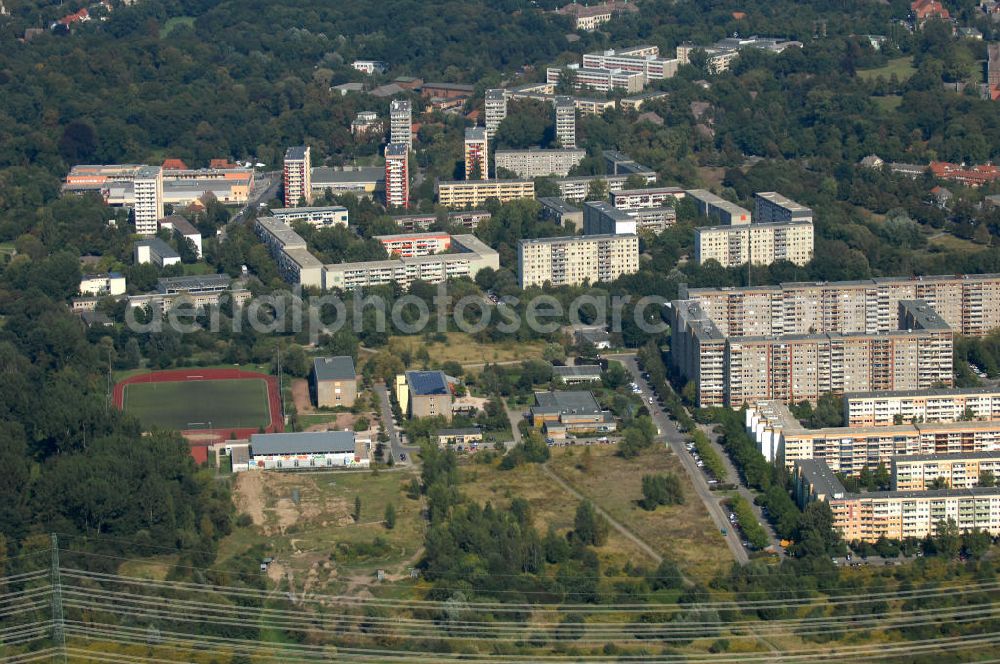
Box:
373;382;419;464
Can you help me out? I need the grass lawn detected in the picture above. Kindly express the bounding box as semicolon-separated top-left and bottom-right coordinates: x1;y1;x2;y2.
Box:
159;16;195;37
871;95;902;111
929;233;984;253
387;331;548;366
123;378;270;431
858;57;916;82
547;444;732;582
220;467;425;593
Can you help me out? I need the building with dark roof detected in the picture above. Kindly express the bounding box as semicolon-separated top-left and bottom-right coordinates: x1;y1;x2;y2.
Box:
530;390;616;439
248;431;369;470
396;370;453;420
312;356;357;408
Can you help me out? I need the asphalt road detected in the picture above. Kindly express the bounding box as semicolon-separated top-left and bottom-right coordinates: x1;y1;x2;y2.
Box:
612;353;750;565
373;382;420;464
696;422;785;556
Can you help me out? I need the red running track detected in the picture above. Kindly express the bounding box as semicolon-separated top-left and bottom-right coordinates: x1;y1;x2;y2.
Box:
113;369;284;459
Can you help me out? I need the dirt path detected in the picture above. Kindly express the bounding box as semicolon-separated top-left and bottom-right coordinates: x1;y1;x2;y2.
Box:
542;463;665;567
234;472;267;526
291;379;314;414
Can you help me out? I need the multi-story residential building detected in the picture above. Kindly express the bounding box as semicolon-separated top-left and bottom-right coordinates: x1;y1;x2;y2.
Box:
384;143;409;210
751;401;1000;473
610;187;685;210
324;234;498;290
554;173;656;202
677;36;802;74
583;201;637;235
375;232;451;258
795;459;1000;543
159;215;203;258
436;179;535;208
546;65;646;94
312;356;358;408
270;206;349;228
686;189;751;225
754;192;814;223
396;370;453;421
464;127;488;180
351;111;381;137
391;210;491;232
517;234;639;288
694;220;814;267
893;452;1000;491
80;273;126;297
554;96;577;148
583;201;677;235
673;299;955;408
283;146;312;207
627;206;676;232
538;197;584;231
845;388;1000;428
619;90;670;112
254;216;324;288
602;150;658;179
484;89;507;140
389;99;412;151
494;148;585;178
132;166;163;235
126;274;251;314
582;46;680;80
683;273;1000;338
572;97;617;115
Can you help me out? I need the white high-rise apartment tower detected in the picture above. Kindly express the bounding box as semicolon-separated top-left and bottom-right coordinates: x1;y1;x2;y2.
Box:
133;165;163;235
390;99;412;151
555;96;576;148
283;146;312;207
484;89;507;140
384;143;409;209
464;127;489;180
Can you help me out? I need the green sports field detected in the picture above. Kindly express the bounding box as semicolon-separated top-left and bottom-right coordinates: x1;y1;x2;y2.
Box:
123;379;271;431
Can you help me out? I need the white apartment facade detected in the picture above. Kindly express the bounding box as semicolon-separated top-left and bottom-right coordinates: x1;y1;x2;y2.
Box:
283;146;312;207
390;99;412;151
494;148;586;178
518;234;640;288
555;96;576;148
271;206;349;228
845;388;1000;427
436;179;535;208
694;221;814;267
132;165;163;235
484;89;507;140
384;143;409;209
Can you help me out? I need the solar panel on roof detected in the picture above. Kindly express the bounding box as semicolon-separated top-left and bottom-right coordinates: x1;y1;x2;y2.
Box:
407;371;449;395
